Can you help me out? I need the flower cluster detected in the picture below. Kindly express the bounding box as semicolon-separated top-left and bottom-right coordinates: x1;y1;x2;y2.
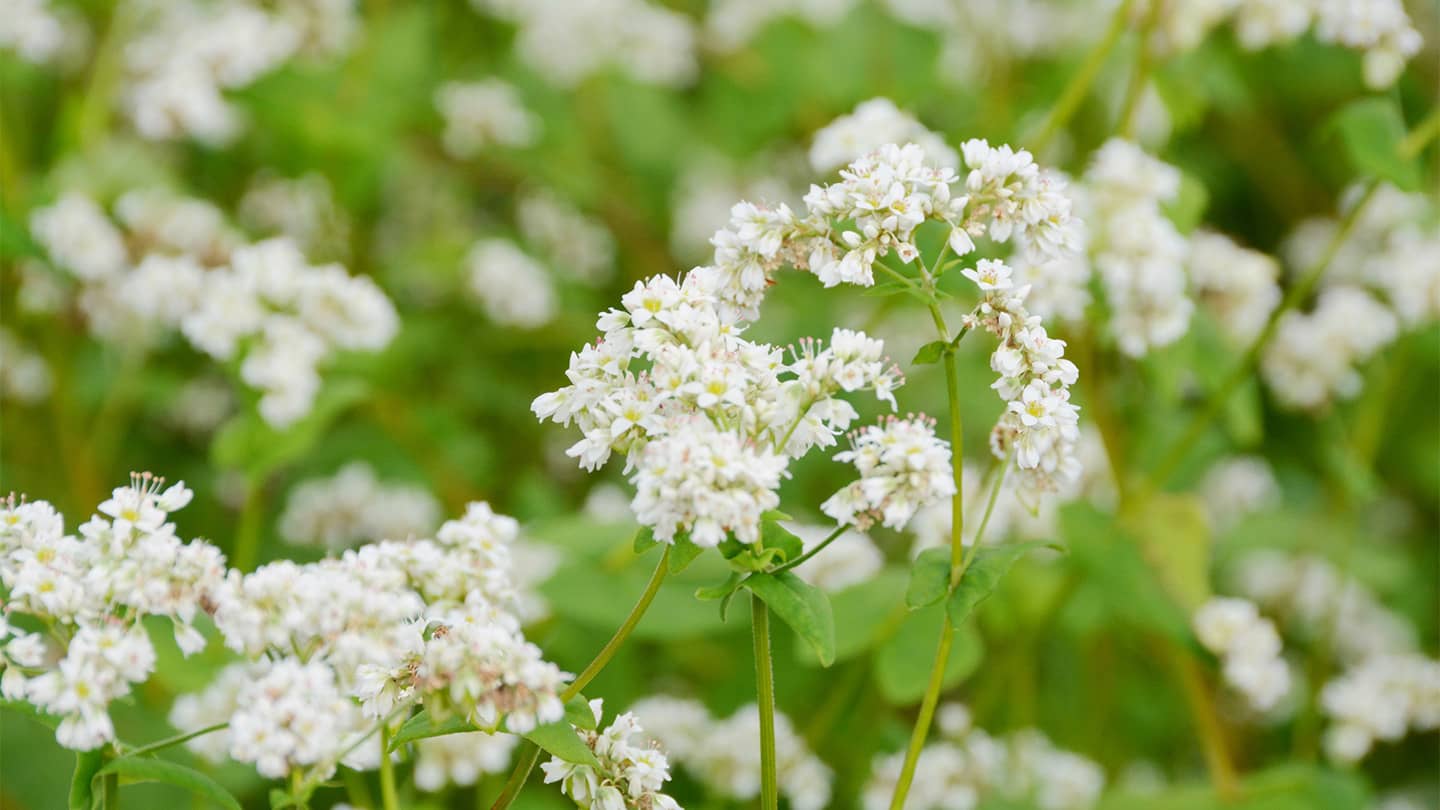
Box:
863;703;1104;810
473;0;696;88
168;500;563;779
1188;231;1282;345
541;700;683;810
1198;456;1280;531
28;193;397;426
1261;286;1398;411
1232;551;1417;665
0;328;52;404
1144;0;1422;88
809;97;959;171
821;416;956;531
436;79;541;158
465;238;559;328
1192;597;1291;712
278;462;442;550
516;188;617;286
0;0;83;66
630;696;833;810
959;259;1083;503
1320;653;1440;763
1080;138;1192;357
122;0;356;143
182;238;398;426
1;475;225;750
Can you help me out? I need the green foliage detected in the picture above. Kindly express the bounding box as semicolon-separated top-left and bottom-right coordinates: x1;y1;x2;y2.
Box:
946;541;1066;626
1326;97;1421;190
96;757;243;810
744;570;837;666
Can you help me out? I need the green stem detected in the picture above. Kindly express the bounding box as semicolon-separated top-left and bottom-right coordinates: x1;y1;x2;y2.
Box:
752;594;779;810
968;454;1013;554
378;724;399;810
890;302;967;809
1397;106;1440;158
1030;0;1137;154
1151;181;1380;485
290;770;309;810
232;476;269;572
776;525;847;573
102;771;119;809
562;546;669;702
1172;647;1240;801
488;548;671;809
121;722;228;759
1116;0;1161;139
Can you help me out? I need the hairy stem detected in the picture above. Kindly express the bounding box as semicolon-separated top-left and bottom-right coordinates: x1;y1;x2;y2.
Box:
752;593;779;810
1031;0;1137;154
378;724;399;810
489;548;671;809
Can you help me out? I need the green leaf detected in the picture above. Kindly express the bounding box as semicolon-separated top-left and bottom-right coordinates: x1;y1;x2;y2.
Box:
946;541;1065;626
876;606;983;704
1119;492;1212;612
695;572;743;601
97;757;242;810
911;340;948;366
1060;503;1190;641
390;710;477;750
1327;97;1421;190
521;720;601;769
632;526;661;555
564;695;598;731
906;547;952;609
667;537;705;574
759;520;804;563
760;509;794;522
745;571;836;666
70;749;104;810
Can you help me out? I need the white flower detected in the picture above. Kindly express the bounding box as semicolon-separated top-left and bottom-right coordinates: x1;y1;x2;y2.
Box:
436;79;540;158
822;416;956;531
1193;597;1291;712
30;193;127;281
809;98;958;172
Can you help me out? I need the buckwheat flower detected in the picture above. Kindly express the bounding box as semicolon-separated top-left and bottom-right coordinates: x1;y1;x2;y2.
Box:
169;663;249;763
630;418;788;547
0;329;53;404
465;238;558;328
1321;653;1440;763
541;701;683;809
1262;285;1398;410
228;657;374;779
29;193;128;281
630;698;830;810
822;416;956;531
809;98;958;172
115;189;238;264
436;79;541;158
0;0;66;63
1199;456;1279;531
1193;597;1291;712
671;161;795;260
414;731;520;791
1313;0;1422;88
517;188;616;285
279;462;441;550
1189;231;1282;345
1232;0;1312;49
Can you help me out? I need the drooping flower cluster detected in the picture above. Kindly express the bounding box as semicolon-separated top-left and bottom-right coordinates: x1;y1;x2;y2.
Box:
1320;653;1440;763
1080;139;1192;357
821;416;956;531
278;462;442;550
1142;0;1422;88
435;79;541;158
168;501;564;779
1;475;225;750
1188;231;1282;345
959;259;1084;503
809;98;959;172
1192;597;1291;712
472;0;696;88
121;0;357;143
630;696;833;810
465;238;559;328
541;700;683;810
862;703;1104;810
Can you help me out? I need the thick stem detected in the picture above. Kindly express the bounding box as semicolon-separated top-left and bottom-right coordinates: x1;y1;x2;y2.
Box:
489;548;671;809
1172;648;1240;801
1030;0;1137;154
1151;181;1380;485
378;724;400;810
752;594;779;810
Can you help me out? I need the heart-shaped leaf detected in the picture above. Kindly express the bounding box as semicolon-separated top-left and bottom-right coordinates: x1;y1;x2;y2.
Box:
906;547;952;609
745;570;836;666
946;541;1065;626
